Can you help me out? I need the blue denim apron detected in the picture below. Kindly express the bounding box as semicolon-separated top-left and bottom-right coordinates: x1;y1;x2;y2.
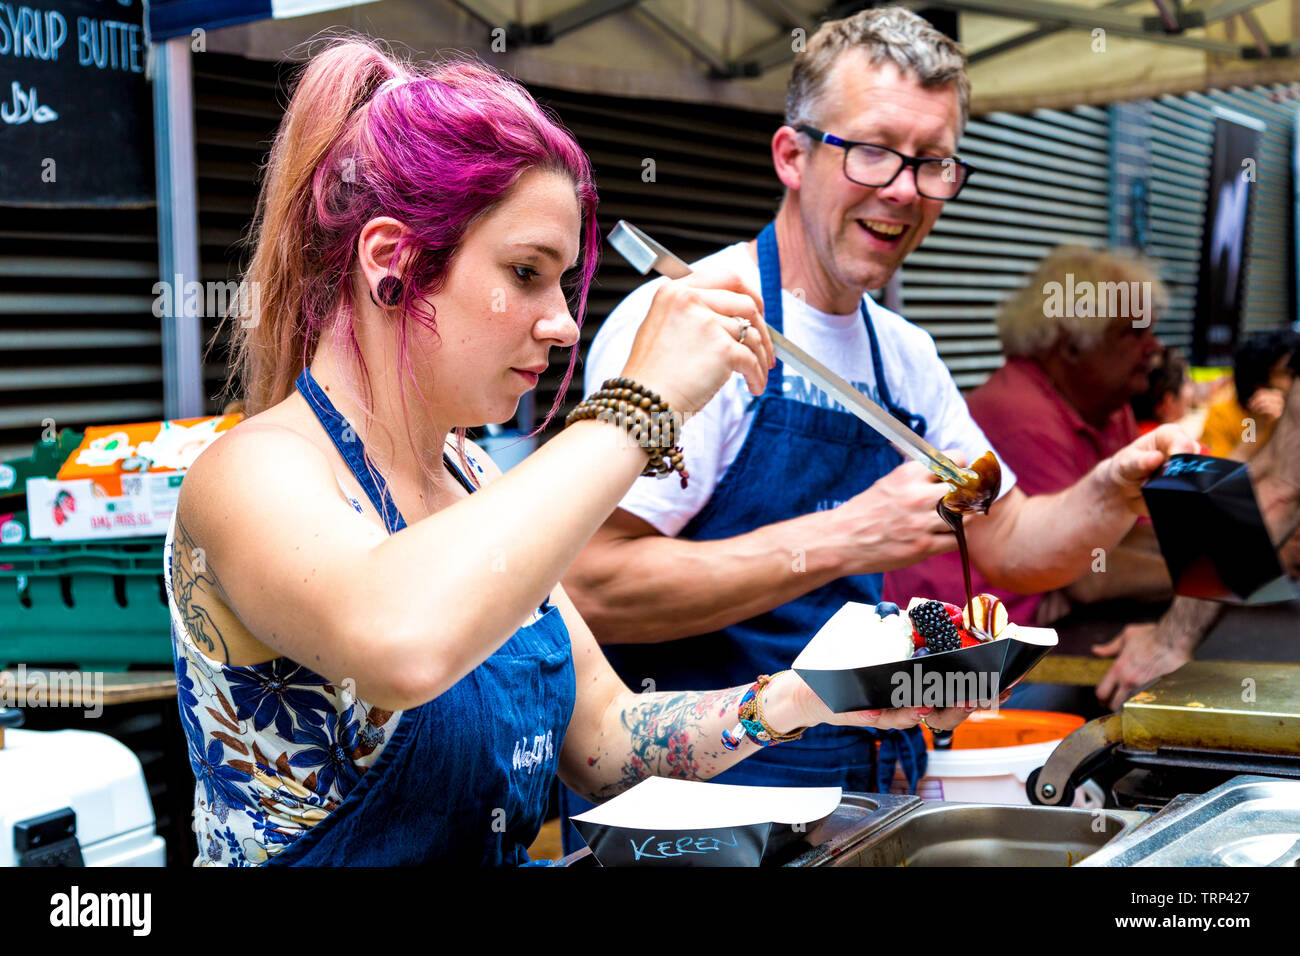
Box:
559;223;927;853
265;368;575;866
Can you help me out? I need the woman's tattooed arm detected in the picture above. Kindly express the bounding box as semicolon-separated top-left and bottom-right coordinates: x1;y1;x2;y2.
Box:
171;515;235;663
580;685;756;802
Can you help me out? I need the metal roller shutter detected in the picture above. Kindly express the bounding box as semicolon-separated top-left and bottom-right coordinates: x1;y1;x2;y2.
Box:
898;105;1113;390
0;207;163;462
193;53;292;412
1122;84;1298;354
1126;96;1208;351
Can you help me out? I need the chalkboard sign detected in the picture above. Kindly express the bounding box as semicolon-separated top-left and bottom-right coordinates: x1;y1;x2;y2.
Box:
0;0;153;207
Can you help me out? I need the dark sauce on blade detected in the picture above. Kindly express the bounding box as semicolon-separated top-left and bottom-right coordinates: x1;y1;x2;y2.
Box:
940;450;1002;515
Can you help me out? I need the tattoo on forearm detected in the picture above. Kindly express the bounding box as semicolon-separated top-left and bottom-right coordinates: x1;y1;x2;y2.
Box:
589;686;747;801
172;516;232;664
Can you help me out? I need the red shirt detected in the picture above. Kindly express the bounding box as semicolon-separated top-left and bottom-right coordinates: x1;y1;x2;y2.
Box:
883;357;1138;624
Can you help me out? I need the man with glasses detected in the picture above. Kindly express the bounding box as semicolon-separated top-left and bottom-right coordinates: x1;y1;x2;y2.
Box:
560;7;1194;850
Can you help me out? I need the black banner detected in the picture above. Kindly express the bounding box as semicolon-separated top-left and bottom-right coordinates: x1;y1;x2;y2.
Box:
1193;114;1261;366
0;0;153;206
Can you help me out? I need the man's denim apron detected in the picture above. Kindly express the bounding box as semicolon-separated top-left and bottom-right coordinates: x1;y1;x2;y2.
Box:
559;222;927;854
265;367;575;866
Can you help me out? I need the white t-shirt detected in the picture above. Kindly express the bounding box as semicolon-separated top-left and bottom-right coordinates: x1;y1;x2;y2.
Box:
584;241;1018;536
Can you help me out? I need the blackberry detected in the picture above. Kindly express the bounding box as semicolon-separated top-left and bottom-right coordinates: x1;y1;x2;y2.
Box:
909;601;961;653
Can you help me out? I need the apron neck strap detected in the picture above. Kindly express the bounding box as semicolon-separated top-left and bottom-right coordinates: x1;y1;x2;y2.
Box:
755;220;927;438
295;367;407;533
756;221;786;398
861;298;928;437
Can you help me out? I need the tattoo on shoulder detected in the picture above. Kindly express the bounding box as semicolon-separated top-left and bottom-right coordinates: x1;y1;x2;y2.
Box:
172;516;233;664
590;687;745;801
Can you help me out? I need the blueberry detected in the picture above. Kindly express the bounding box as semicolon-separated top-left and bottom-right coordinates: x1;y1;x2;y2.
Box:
875;601;900;618
912;646;931;658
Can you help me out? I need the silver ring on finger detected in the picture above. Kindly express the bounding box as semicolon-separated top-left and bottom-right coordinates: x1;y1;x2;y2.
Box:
733;317;752;344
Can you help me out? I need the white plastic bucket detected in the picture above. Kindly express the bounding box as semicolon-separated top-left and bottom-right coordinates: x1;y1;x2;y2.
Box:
890;739;1101;807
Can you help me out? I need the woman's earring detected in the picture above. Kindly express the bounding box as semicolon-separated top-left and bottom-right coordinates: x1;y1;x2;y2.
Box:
371;275;403;308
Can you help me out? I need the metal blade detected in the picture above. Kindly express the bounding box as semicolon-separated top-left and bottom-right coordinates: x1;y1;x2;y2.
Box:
766;327;969;485
608;220;692;280
606;220;977;487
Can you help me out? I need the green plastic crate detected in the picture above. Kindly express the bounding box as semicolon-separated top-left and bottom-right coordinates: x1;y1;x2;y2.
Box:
0;510;30;547
0;535;172;671
0;428;83;508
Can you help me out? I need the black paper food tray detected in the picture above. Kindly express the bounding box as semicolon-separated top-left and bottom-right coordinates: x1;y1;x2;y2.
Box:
794;627;1057;713
573;820;770;867
1142;453;1297;604
573;811;834;867
569;778;841;867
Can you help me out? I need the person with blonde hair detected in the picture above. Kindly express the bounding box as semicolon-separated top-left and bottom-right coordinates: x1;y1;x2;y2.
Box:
887;245;1173;627
166;36;970;867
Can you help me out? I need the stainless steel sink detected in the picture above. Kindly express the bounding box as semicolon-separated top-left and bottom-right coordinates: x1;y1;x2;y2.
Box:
815;803;1150;867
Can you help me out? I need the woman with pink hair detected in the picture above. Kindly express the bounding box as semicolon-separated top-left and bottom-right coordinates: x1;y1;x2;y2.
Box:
164;37;958;866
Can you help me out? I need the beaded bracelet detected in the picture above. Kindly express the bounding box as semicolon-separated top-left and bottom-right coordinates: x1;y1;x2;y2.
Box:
721;672;806;750
565;377;689;489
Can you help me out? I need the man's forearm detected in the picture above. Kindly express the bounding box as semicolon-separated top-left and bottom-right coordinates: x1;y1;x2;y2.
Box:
976;467;1138;594
1248;381;1300;547
1064;524;1172;604
1156;596;1225;651
565;510;847;644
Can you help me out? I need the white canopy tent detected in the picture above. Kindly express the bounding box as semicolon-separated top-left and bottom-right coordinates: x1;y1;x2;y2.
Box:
190;0;1300;114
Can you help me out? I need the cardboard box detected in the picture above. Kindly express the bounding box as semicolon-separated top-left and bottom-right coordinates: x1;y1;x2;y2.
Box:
25;415;240;541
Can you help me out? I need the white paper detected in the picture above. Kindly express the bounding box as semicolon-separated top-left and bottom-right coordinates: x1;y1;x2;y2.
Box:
572;777;841;830
792;601;906;670
999;624;1059;647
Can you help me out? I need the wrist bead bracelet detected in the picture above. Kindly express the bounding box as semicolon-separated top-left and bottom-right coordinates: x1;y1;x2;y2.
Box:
565;377;689;489
721;671;806;750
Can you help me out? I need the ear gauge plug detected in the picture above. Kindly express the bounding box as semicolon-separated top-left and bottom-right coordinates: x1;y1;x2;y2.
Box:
370;275;404;307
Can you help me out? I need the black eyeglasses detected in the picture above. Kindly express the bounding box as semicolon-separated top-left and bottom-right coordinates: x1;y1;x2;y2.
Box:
796;124;974;200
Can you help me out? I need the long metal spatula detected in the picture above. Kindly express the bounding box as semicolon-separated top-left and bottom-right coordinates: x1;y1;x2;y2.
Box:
607;219;979;489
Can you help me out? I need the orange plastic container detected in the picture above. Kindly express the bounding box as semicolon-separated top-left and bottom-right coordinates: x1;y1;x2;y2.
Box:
919;709;1085;750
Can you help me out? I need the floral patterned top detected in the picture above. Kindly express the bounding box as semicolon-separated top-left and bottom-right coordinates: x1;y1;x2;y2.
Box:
164;510;403;866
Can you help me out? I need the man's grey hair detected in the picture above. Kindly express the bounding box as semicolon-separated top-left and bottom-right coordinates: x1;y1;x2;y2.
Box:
785;7;970;137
